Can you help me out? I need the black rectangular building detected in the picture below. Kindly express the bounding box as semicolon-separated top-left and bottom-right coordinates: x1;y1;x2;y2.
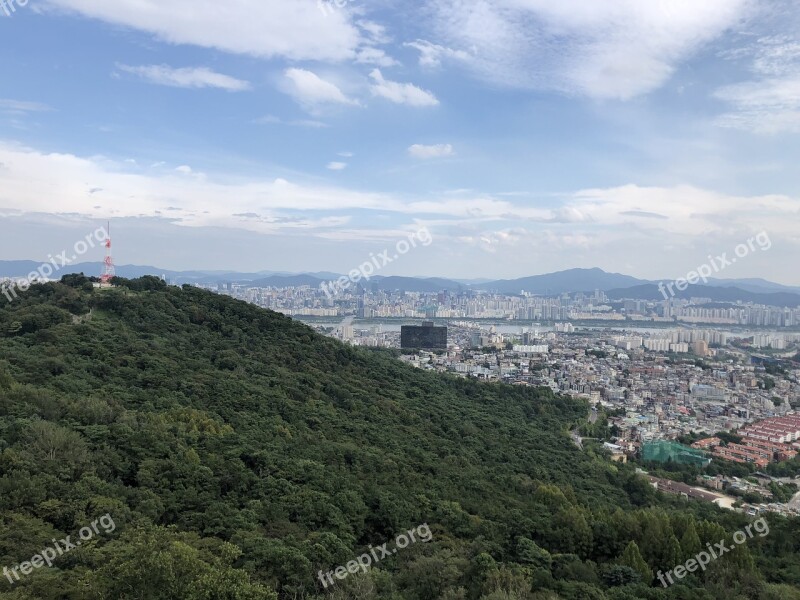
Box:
401;321;447;349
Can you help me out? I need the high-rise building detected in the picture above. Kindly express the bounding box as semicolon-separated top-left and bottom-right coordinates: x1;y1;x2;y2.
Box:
401;321;447;349
470;331;482;349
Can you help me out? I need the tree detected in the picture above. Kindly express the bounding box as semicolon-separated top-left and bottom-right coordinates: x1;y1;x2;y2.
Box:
618;541;651;584
680;521;702;561
600;564;641;587
1;279;798;598
86;527;278;599
397;552;469;600
548;508;593;558
660;535;683;575
517;538;552;570
20;421;90;480
482;567;533;599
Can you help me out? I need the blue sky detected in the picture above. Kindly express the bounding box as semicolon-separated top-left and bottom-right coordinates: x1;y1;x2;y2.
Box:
1;0;799;284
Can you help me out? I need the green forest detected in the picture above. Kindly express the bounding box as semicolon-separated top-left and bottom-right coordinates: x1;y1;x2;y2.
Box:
0;276;799;599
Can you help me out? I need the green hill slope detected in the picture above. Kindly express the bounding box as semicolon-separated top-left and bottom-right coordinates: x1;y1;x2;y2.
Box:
0;276;798;600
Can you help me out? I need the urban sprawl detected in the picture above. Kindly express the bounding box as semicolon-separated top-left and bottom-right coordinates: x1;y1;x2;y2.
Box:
208;282;800;517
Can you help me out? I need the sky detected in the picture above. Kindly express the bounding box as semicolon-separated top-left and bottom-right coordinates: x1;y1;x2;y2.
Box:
0;0;799;284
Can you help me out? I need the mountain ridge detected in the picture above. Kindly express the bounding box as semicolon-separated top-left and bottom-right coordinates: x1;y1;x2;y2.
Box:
2;261;798;304
0;276;798;598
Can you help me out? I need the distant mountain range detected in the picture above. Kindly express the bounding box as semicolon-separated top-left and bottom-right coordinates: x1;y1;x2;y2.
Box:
476;268;648;294
2;261;799;306
700;277;800;295
0;261;341;285
606;283;800;308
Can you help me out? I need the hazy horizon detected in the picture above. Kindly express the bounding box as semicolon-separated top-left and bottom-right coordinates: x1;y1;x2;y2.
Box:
2;0;799;284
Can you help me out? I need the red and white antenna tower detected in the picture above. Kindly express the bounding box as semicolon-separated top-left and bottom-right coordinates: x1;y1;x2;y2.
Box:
100;221;115;283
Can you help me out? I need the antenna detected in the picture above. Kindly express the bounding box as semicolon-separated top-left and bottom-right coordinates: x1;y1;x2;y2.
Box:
100;221;115;283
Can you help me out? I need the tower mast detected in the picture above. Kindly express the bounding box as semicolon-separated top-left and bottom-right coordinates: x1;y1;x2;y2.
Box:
100;221;115;283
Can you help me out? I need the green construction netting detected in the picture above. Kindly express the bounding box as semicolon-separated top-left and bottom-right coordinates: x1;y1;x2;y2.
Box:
642;441;710;466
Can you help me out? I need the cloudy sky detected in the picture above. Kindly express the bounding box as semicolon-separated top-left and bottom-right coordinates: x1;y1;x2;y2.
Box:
1;0;799;283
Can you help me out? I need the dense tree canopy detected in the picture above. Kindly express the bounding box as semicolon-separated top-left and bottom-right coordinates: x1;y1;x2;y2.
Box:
0;277;798;599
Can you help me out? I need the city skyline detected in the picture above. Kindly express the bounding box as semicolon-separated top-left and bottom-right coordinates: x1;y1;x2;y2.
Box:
1;1;799;283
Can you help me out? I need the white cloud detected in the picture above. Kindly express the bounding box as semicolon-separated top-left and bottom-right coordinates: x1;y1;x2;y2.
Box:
46;0;361;62
750;35;800;77
357;19;391;45
292;119;330;128
716;35;800;133
369;69;439;106
715;75;800;133
0;141;392;235
0;99;52;113
356;47;399;67
1;141;797;256
458;227;577;254
351;20;398;66
404;40;472;68
566;184;798;236
327;161;348;170
408;143;454;158
117;64;251;91
255;115;329;128
426;0;753;99
282;68;359;110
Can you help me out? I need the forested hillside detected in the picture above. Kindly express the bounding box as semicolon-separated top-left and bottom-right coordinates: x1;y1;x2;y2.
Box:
0;276;798;599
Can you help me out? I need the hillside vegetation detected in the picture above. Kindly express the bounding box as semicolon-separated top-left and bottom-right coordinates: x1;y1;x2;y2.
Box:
0;276;798;599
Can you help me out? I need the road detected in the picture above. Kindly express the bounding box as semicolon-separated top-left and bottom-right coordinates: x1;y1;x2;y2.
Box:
789;489;800;512
571;405;598;449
